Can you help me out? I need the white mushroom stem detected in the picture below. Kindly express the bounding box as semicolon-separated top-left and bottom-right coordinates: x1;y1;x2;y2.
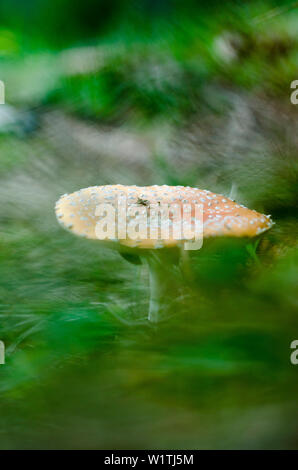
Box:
143;252;178;323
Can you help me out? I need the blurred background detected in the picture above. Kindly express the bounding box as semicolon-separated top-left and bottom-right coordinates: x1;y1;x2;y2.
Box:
0;0;298;449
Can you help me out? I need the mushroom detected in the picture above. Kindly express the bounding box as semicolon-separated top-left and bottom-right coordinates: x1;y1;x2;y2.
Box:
55;184;273;322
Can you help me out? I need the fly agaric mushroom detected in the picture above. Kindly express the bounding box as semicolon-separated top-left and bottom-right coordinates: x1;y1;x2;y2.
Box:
55;184;273;322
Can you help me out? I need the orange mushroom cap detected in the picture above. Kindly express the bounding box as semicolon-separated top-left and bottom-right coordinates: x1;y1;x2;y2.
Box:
55;184;273;249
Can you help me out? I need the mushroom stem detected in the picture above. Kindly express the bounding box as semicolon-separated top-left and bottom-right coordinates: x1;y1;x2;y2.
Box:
147;258;163;323
143;252;178;323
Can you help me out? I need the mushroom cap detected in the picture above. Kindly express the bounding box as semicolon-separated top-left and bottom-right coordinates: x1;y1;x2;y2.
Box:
55;184;273;249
